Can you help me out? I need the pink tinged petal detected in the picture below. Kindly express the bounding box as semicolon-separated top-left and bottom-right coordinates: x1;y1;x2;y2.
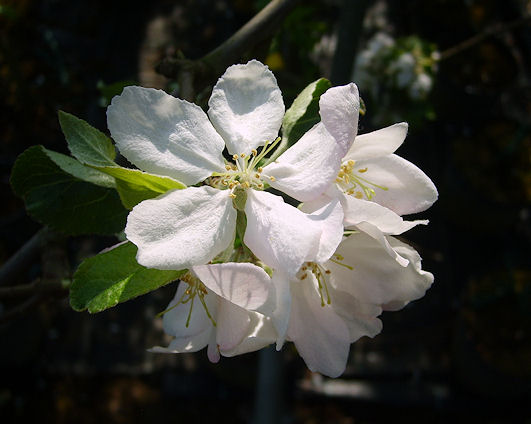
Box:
330;289;383;342
126;186;236;270
107;86;225;185
343;122;408;161
263;123;344;202
207;333;221;363
207;60;284;155
270;271;292;349
354;154;438;215
342;196;428;235
244;190;322;277
222;313;276;357
319;83;360;154
192;262;272;311
215;298;251;352
329;232;434;307
287;280;351;378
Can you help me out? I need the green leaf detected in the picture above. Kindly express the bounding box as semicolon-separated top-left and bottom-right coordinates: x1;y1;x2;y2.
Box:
57;110;186;209
96;167;186;209
70;242;185;313
45;150;116;189
282;78;331;147
58;110;116;167
11;146;127;235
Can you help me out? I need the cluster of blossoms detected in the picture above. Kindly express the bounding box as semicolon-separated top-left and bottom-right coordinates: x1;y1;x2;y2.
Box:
354;33;439;103
106;60;437;377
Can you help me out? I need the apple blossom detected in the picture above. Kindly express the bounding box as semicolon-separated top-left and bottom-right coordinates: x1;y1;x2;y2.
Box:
108;60;347;277
275;232;433;377
150;262;277;362
301;84;437;266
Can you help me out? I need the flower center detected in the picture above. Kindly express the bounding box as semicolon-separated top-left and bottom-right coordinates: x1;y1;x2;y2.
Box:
336;159;388;200
207;137;281;196
157;272;216;328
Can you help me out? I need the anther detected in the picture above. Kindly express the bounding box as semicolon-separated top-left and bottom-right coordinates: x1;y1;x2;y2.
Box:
257;167;263;173
358;168;368;173
355;192;363;199
251;149;258;156
255;173;261;179
225;164;232;171
269;176;276;182
240;153;246;158
229;193;237;199
232;154;238;160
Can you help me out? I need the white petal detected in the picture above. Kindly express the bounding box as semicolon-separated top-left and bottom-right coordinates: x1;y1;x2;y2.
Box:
207;60;284;155
149;284;215;353
309;199;344;263
329;233;434;306
107;86;225;185
216;299;251;352
192;262;271;311
331;289;383;342
126;186;236;270
354;154;438;215
342;195;428;235
319;83;360;154
287;279;351;378
222;313;277;357
343;122;408;161
244;190;322;277
354;221;410;267
263;123;344;202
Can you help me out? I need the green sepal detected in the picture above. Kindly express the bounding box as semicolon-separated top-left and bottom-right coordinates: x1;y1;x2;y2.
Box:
10;146;127;235
70;241;186;313
58;110;186;209
236;210;247;241
96;167;186;209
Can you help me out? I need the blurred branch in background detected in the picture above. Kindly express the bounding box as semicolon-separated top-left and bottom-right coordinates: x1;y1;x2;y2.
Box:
0;227;54;287
330;0;370;85
439;14;531;61
0;226;69;324
156;0;300;100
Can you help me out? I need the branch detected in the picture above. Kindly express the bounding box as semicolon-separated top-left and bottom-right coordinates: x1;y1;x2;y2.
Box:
439;15;531;61
156;0;300;98
0;278;68;299
201;0;300;75
330;0;370;85
0;295;42;325
0;227;57;287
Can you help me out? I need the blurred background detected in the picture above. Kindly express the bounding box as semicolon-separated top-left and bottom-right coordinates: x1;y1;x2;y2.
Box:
1;0;530;422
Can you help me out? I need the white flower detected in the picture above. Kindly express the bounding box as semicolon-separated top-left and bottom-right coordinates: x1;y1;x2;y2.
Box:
150;262;277;361
409;73;433;100
107;60;348;277
275;232;433;377
302;96;438;266
391;52;416;88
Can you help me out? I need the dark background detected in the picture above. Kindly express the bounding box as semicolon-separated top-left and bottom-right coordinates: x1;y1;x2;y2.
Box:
1;0;530;422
